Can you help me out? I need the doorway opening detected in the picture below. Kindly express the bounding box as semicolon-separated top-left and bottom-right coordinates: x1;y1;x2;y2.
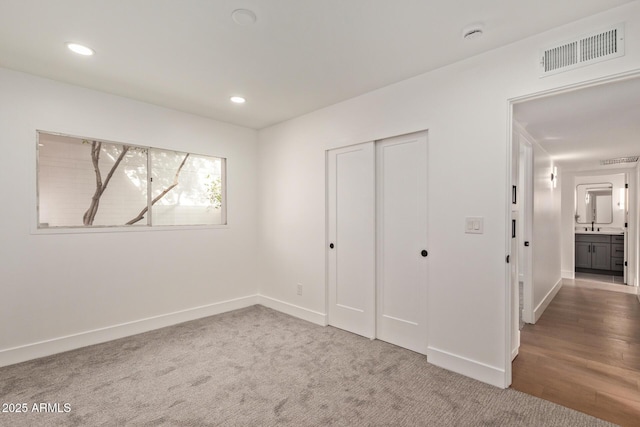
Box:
507;74;640;422
510;74;640;334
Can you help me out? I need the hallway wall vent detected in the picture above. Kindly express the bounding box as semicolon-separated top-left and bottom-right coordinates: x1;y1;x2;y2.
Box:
539;24;625;77
600;156;639;166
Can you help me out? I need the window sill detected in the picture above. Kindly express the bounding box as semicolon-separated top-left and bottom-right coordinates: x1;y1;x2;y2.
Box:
31;224;229;235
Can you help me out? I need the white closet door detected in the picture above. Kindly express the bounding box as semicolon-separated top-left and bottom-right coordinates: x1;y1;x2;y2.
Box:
376;131;428;354
327;142;375;338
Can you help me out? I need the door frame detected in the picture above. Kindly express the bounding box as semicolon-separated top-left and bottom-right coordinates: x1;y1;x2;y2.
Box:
505;70;640;387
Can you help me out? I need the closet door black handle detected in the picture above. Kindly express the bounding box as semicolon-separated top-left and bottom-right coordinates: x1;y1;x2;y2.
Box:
421;250;428;257
329;243;334;249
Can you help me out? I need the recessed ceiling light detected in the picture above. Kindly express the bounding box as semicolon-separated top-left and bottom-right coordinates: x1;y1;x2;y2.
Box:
66;42;95;56
230;96;246;104
462;26;484;40
231;9;257;26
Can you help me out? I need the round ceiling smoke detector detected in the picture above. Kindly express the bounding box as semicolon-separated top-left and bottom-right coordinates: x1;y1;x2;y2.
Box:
463;26;484;40
231;9;257;26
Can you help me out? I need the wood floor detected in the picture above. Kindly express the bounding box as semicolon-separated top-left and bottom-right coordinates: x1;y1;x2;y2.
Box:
512;284;640;426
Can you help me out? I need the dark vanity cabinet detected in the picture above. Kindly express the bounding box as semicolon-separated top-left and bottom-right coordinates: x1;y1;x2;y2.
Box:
575;235;610;270
575;233;624;275
611;234;625;272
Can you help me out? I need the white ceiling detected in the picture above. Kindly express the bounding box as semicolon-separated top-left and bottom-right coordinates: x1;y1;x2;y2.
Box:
0;0;635;129
514;76;640;172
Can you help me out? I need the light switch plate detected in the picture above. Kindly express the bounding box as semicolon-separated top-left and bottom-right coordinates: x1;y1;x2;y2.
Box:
465;217;484;234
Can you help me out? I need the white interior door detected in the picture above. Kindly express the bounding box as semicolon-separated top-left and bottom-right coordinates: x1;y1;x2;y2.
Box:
624;174;629;284
510;133;520;361
376;132;428;354
518;137;534;324
327;142;376;338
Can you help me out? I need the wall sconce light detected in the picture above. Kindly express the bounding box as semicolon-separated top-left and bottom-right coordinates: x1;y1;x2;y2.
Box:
551;166;558;188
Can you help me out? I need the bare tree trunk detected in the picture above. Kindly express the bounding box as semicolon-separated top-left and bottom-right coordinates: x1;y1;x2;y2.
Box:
126;153;190;225
82;142;130;225
83;141;102;225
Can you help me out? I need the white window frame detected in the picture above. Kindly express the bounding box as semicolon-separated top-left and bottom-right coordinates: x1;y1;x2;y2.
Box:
34;130;227;234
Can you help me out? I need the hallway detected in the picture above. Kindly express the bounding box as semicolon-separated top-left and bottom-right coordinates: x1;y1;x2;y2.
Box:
512;281;640;426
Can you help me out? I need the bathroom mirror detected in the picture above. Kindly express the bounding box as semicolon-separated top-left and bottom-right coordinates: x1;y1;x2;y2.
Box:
575;183;613;224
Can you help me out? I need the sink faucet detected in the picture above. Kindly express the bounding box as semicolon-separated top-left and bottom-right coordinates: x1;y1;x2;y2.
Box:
591;221;594;231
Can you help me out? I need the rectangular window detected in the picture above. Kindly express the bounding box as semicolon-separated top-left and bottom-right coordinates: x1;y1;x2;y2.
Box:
37;131;226;228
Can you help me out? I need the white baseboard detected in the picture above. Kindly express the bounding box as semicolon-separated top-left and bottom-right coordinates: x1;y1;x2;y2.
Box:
0;295;259;368
257;295;328;326
427;346;507;389
534;278;563;323
561;270;575;279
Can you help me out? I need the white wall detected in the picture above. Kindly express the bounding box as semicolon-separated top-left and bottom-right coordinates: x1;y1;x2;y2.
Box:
513;125;562;323
257;2;640;387
0;68;259;366
531;138;563;321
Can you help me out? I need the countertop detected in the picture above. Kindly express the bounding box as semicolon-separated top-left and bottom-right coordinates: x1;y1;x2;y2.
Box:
575;230;624;235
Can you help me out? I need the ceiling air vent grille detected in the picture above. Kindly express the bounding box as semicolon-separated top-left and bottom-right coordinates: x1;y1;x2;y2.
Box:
540;24;624;77
600;156;639;166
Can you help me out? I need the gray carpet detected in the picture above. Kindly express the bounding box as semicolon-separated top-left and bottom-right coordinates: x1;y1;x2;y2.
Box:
0;305;615;426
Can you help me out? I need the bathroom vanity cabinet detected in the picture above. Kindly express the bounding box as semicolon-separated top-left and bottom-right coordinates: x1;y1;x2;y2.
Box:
575;233;624;275
611;234;625;272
